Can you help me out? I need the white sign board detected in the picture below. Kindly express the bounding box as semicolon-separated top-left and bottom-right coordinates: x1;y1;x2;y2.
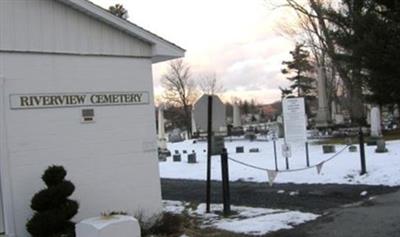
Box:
193;94;226;132
9;91;149;109
283;98;307;143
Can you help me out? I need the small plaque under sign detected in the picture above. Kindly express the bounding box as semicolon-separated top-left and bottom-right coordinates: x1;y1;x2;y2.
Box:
282;143;291;158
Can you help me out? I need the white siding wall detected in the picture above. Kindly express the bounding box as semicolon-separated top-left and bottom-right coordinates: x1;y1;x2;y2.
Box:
0;0;152;57
0;52;162;237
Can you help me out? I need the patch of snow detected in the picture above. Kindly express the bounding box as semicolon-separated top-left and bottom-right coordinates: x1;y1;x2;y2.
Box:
162;200;186;214
277;190;285;194
163;201;319;236
159;138;400;186
360;191;368;196
289;191;299;196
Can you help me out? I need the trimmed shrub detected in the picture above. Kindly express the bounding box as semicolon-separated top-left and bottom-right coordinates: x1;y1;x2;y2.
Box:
26;165;79;237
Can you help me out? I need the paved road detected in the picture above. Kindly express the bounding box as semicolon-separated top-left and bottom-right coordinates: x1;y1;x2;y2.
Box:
288;190;400;237
161;178;397;213
161;179;400;237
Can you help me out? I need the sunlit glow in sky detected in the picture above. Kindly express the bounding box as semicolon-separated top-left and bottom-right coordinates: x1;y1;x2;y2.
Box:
92;0;298;104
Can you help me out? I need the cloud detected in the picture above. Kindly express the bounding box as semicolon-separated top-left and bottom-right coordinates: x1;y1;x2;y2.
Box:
92;0;297;104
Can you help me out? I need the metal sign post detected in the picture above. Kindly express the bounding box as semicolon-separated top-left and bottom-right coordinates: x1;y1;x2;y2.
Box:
220;148;231;216
305;141;310;167
282;143;291;170
359;127;367;175
271;129;278;171
206;95;213;213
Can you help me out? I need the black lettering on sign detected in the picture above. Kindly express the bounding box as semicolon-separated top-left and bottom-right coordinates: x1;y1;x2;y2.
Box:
11;92;149;109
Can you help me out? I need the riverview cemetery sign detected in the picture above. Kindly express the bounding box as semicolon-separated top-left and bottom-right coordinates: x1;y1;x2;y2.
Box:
283;97;307;143
10;92;149;109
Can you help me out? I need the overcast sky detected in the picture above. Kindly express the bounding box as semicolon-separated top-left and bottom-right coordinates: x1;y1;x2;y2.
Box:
92;0;297;104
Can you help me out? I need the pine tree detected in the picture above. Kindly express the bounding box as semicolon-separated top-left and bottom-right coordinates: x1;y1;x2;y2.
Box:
281;43;315;117
26;166;79;237
281;44;315;97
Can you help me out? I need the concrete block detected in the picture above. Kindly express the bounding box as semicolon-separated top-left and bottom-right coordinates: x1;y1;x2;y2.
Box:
76;215;140;237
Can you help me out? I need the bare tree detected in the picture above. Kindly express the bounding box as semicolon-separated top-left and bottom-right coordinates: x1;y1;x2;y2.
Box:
198;72;224;95
161;59;198;137
276;0;366;123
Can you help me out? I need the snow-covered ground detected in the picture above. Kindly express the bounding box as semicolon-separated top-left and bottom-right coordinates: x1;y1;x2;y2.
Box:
159;138;400;186
163;200;319;236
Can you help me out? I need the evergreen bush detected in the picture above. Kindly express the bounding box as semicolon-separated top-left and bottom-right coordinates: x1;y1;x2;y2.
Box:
26;165;79;237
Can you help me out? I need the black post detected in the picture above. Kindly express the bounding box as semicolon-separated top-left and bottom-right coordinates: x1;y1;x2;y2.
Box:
221;148;231;216
359;127;367;175
206;96;213;213
285;157;289;170
305;141;310;167
273;140;278;171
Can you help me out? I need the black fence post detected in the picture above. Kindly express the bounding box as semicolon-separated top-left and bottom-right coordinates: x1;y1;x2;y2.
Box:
273;140;278;171
359;127;367;175
221;148;231;216
305;141;310;167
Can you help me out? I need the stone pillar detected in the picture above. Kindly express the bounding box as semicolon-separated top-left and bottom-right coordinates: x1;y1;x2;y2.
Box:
158;106;167;150
315;66;330;127
394;105;399;121
233;104;241;127
331;101;336;122
370;105;382;138
191;110;197;134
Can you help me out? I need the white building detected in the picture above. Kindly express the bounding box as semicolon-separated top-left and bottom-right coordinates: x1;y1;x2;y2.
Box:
0;0;185;236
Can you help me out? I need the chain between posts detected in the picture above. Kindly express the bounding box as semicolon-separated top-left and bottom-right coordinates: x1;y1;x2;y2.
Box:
227;145;350;173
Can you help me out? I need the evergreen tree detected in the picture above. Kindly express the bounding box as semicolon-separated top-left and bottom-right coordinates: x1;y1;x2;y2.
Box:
26;166;79;237
281;44;315;97
326;0;400;109
281;44;315;117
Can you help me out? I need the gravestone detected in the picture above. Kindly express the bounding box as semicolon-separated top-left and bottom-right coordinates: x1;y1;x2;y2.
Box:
157;107;167;150
315;66;330;128
245;132;256;141
158;154;167;162
370;106;382;138
188;152;197;163
233;104;241;127
173;153;181;162
345;137;353;146
322;145;336;154
164;150;171;157
375;138;388;153
169;129;184;143
193;95;226;132
348;145;357;152
236;146;244;153
249;148;260;153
